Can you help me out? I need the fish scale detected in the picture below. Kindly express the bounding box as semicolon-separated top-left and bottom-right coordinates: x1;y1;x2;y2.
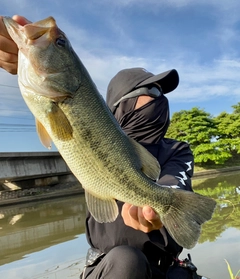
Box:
3;16;216;249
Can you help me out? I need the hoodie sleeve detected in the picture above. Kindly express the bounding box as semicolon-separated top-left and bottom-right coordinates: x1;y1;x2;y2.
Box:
143;138;194;191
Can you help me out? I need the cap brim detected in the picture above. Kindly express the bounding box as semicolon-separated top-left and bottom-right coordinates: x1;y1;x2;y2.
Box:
136;69;179;94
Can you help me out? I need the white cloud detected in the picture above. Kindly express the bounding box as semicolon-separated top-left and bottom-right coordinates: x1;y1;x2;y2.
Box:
1;1;240;112
0;0;240;151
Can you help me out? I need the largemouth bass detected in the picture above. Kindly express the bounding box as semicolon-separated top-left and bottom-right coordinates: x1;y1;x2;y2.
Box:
3;16;216;249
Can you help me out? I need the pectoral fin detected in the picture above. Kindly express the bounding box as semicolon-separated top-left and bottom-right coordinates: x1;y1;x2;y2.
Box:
130;138;161;180
36;119;52;149
85;190;119;223
47;102;73;141
36;102;73;148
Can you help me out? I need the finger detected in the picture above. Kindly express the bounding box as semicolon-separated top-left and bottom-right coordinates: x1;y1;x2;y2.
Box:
128;205;139;222
0;16;11;38
137;207;153;228
0;36;18;55
0;49;18;63
121;204;140;229
121;203;133;224
128;206;155;229
0;60;18;74
122;203;132;211
142;206;158;221
12;15;31;26
142;206;163;229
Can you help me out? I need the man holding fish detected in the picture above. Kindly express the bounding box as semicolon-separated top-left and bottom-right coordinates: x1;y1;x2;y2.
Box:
0;15;212;279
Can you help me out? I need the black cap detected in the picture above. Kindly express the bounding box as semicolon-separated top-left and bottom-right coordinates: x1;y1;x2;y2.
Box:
106;67;179;113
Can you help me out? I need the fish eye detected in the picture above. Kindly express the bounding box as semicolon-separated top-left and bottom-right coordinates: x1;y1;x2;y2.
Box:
56;37;66;47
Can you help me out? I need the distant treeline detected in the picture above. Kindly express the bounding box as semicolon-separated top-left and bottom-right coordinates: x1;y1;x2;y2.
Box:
166;102;240;166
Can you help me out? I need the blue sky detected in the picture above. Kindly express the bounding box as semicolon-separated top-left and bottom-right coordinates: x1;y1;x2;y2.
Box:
1;0;240;152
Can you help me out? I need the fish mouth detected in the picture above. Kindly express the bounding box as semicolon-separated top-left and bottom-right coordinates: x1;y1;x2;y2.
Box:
3;16;58;50
3;17;23;45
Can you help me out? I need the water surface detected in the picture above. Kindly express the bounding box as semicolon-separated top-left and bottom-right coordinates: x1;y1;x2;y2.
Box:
0;195;89;279
0;172;240;279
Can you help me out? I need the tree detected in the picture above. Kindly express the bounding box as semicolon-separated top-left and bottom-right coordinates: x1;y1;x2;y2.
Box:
166;107;217;148
193;141;232;164
166;104;240;165
214;104;240;156
232;102;240;114
166;107;231;164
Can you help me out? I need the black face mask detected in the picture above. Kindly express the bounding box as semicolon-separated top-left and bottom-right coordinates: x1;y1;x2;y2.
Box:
114;95;170;144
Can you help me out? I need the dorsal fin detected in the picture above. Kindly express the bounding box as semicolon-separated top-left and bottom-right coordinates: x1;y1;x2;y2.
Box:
129;137;161;180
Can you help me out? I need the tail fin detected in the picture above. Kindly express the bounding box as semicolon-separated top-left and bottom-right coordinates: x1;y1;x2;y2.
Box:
161;189;216;249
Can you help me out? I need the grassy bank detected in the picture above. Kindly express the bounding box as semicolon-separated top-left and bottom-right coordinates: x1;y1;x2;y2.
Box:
194;156;240;173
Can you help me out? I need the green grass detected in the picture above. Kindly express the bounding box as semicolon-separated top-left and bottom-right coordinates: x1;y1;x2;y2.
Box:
225;260;240;279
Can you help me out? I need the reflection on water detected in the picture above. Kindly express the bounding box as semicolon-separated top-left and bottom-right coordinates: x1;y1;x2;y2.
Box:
182;172;240;279
0;173;240;279
0;195;89;279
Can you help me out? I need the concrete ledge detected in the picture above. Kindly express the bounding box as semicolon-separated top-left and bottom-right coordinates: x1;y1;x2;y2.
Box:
193;166;240;178
0;188;84;207
0;152;59;158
